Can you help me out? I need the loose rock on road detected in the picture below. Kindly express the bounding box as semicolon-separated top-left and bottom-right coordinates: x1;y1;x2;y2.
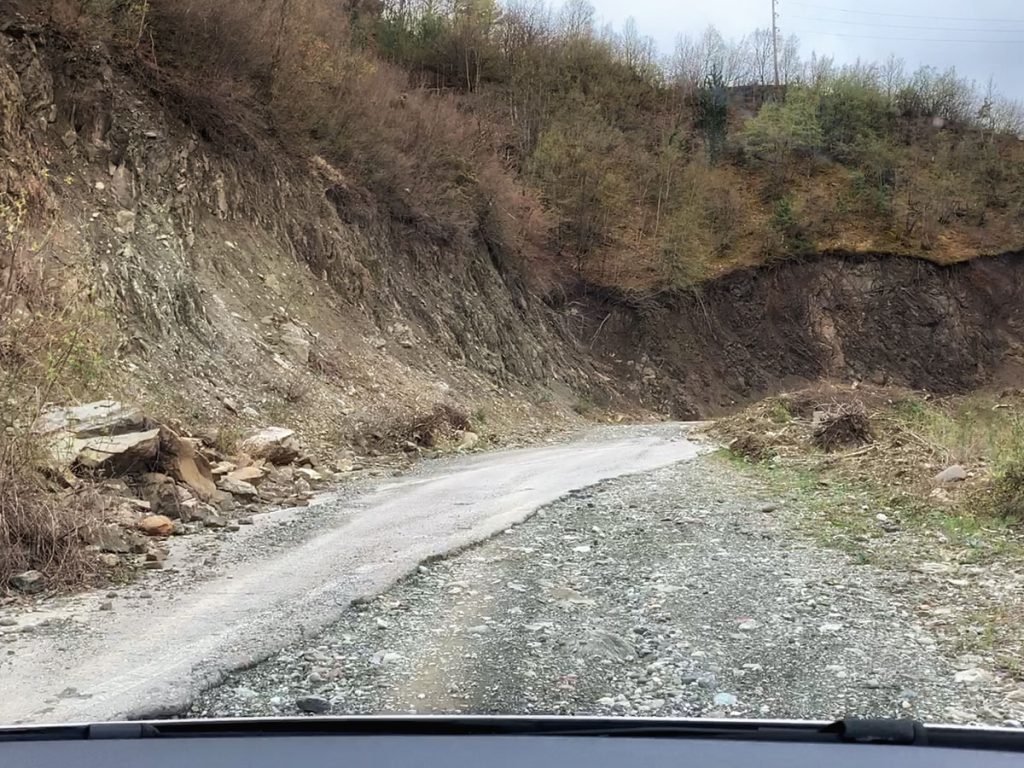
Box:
0;426;697;724
194;453;1016;725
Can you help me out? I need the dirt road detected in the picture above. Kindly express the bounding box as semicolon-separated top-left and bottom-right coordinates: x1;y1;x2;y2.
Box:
0;426;700;724
193;453;1021;726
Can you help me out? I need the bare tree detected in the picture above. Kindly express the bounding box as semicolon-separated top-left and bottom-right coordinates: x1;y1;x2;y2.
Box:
745;28;774;85
803;51;834;89
778;33;801;85
558;0;594;41
880;54;905;102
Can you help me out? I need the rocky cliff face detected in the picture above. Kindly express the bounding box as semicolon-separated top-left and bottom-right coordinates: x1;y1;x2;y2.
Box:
1;19;595;454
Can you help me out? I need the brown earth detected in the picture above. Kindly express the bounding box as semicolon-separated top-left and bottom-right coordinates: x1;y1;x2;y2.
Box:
582;252;1024;418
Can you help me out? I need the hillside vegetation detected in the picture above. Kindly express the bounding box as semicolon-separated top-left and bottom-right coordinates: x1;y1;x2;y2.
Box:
2;0;1024;592
69;0;1024;293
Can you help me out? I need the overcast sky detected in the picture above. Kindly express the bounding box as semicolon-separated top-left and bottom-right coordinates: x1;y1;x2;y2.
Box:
582;0;1024;100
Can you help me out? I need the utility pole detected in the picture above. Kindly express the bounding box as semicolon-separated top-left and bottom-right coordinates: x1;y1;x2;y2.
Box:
772;0;780;90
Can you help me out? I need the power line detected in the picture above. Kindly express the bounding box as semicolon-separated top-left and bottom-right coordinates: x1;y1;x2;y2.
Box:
790;14;1024;34
788;0;1024;24
789;27;1024;43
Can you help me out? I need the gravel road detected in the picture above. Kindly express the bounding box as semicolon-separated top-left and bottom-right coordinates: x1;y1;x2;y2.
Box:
0;425;698;724
193;454;1019;725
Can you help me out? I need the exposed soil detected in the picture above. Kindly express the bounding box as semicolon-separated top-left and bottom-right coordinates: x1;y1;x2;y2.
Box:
584;252;1024;417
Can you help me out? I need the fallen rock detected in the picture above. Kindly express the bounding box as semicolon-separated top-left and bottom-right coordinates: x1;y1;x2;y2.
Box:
954;667;994;685
294;467;323;483
10;570;45;594
227;465;266;485
713;692;738;708
241;427;300;465
458;431;480;451
295;695;331;714
68;429;160;474
203;514;229;528
138;515;174;537
159;427;219;501
140;474;193;518
277;322;312;366
935;465;968;484
217;477;259;498
88;524;137;554
582;629;636;663
32;400;146;438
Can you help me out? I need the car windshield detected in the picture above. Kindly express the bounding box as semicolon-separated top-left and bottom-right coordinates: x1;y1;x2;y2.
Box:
2;0;1024;731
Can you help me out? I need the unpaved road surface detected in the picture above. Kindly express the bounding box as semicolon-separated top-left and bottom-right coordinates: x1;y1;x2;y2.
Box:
194;455;1020;726
0;426;699;724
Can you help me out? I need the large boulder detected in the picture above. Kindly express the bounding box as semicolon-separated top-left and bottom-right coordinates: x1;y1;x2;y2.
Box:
240;427;300;465
157;428;219;502
33;400;146;438
9;570;45;594
227;465;265;485
32;400;157;475
72;429;161;474
217;476;259;498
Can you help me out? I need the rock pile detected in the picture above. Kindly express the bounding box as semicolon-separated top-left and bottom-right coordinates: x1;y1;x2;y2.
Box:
28;401;340;580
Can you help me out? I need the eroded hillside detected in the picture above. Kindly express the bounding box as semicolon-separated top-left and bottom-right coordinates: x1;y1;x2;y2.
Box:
3;0;1024;592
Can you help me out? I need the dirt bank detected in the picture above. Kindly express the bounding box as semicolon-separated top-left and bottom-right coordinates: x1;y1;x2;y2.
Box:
583;252;1024;417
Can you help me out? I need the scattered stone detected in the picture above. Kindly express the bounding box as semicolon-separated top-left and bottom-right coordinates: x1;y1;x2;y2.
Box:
713;692;738;708
934;465;968;484
295;695;331;714
138;515;174;537
115;209;136;232
217;477;259;498
582;630;636;663
10;570;44;594
89;524;134;554
737;619;759;631
227;466;266;485
98;553;119;567
0;617;18;626
295;467;323;483
458;431;480;451
99;601;113;611
954;668;994;685
238;516;255;525
241;427;301;465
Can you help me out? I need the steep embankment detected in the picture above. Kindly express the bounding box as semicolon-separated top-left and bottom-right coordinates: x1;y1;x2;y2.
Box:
1;18;596;458
3;12;1024;439
584;252;1024;417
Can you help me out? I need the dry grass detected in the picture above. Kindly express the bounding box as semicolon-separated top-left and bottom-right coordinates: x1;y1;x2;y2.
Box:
0;439;98;593
811;401;872;452
0;187;109;593
713;383;1024;520
117;0;551;271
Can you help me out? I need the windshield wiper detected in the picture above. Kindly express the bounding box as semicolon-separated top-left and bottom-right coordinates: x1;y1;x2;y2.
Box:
1;716;1022;752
